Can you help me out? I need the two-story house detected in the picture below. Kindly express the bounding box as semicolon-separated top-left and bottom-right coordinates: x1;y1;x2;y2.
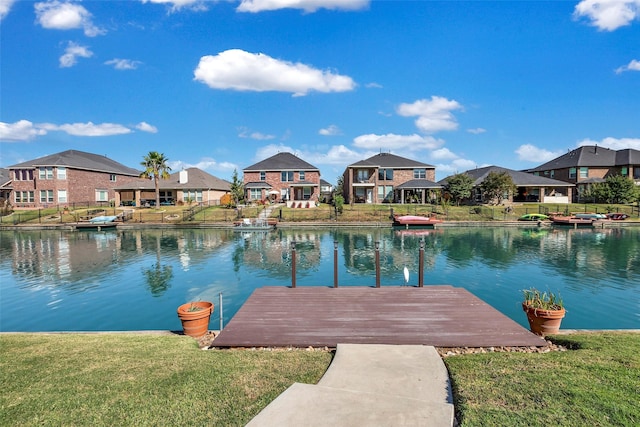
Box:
243;152;321;207
8;150;141;208
527;145;640;202
342;153;438;204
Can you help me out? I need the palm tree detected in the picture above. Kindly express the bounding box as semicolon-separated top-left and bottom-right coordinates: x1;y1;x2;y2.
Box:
140;151;171;208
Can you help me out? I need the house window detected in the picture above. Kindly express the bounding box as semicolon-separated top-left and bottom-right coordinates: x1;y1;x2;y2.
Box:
57;167;67;180
621;167;628;176
109;174;117;182
579;167;588;179
377;185;394;201
95;189;109;202
183;190;203;202
299;171;305;181
14;169;34;181
15;191;34;203
260;171;266;181
249;188;261;200
550;170;555;178
356;169;369;182
378;169;393;180
58;190;68;203
413;169;426;179
40;190;54;203
39;167;53;180
281;171;294;182
569;168;577;179
303;187;311;200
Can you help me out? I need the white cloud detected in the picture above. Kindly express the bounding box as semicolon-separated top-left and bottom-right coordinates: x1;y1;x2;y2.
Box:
430;147;458;160
59;41;93;68
169;157;237;174
140;0;209;13
194;49;355;96
0;0;16;21
237;0;369;13
396;96;463;134
436;159;481;177
238;127;276;140
353;133;444;151
34;0;105;37
467;128;486;134
573;0;640;31
0;120;47;142
254;143;296;161
577;136;640;150
105;58;143;70
308;144;364;166
365;82;383;89
515;144;564;163
615;59;640;73
136;122;158;133
44;122;132;136
319;124;341;136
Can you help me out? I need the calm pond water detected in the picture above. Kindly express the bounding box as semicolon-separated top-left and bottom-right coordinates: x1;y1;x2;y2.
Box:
1;226;638;332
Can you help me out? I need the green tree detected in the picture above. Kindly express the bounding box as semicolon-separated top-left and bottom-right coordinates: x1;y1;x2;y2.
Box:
444;173;475;206
480;171;516;205
605;174;637;204
229;169;244;206
140;151;171;208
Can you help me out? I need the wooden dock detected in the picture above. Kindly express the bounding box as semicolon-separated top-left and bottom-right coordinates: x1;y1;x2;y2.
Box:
213;286;547;348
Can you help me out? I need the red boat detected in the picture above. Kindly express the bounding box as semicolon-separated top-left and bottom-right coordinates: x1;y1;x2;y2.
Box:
392;214;442;227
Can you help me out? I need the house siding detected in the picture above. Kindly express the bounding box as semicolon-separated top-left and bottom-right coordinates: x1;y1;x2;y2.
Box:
11;167;140;208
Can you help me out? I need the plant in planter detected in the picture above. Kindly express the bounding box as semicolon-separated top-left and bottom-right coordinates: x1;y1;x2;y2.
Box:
177;301;214;338
522;288;565;336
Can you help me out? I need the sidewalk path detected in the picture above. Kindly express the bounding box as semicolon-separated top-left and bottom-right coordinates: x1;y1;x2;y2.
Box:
246;344;455;426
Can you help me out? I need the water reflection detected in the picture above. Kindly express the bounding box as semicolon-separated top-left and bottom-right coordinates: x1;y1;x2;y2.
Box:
1;226;638;332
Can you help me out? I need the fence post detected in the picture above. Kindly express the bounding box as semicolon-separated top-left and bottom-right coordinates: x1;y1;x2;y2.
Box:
333;240;339;288
290;241;297;288
418;239;424;287
375;241;380;288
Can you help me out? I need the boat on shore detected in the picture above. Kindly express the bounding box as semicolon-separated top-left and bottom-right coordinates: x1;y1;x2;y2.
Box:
74;215;119;230
392;214;442;228
233;218;276;231
550;214;610;227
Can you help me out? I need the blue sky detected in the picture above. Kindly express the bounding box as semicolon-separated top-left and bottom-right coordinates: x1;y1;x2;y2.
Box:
1;0;639;183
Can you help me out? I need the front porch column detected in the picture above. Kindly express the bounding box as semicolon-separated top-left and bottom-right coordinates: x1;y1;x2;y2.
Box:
135;189;142;207
540;187;546;201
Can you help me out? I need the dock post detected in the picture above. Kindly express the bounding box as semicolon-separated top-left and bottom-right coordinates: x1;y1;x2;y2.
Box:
219;292;224;330
375;241;380;288
291;241;297;288
333;240;339;288
418;238;425;287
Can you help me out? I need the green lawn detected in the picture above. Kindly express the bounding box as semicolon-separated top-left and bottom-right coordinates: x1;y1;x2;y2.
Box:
1;332;638;426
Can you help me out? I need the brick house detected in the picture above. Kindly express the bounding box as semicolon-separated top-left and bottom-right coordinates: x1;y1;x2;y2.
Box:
113;167;230;207
527;145;640;202
440;165;575;204
342;153;437;204
7;150;141;208
243;152;321;207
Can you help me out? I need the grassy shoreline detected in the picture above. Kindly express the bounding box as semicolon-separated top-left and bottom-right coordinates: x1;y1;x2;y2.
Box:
2;331;638;426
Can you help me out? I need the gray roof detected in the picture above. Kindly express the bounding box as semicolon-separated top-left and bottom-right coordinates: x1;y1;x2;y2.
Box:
244;152;319;172
349;153;434;169
0;168;10;187
396;179;442;189
440;166;574;187
8;149;140;176
528;146;640;172
244;181;273;189
114;168;230;191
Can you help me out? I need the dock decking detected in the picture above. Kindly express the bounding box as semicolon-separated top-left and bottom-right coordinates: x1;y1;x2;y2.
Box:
213;286;547;348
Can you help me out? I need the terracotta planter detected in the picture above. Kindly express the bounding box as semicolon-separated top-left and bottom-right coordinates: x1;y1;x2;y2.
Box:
177;301;214;337
522;302;565;336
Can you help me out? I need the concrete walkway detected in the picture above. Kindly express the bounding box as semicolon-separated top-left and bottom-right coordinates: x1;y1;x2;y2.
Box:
246;344;455;427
